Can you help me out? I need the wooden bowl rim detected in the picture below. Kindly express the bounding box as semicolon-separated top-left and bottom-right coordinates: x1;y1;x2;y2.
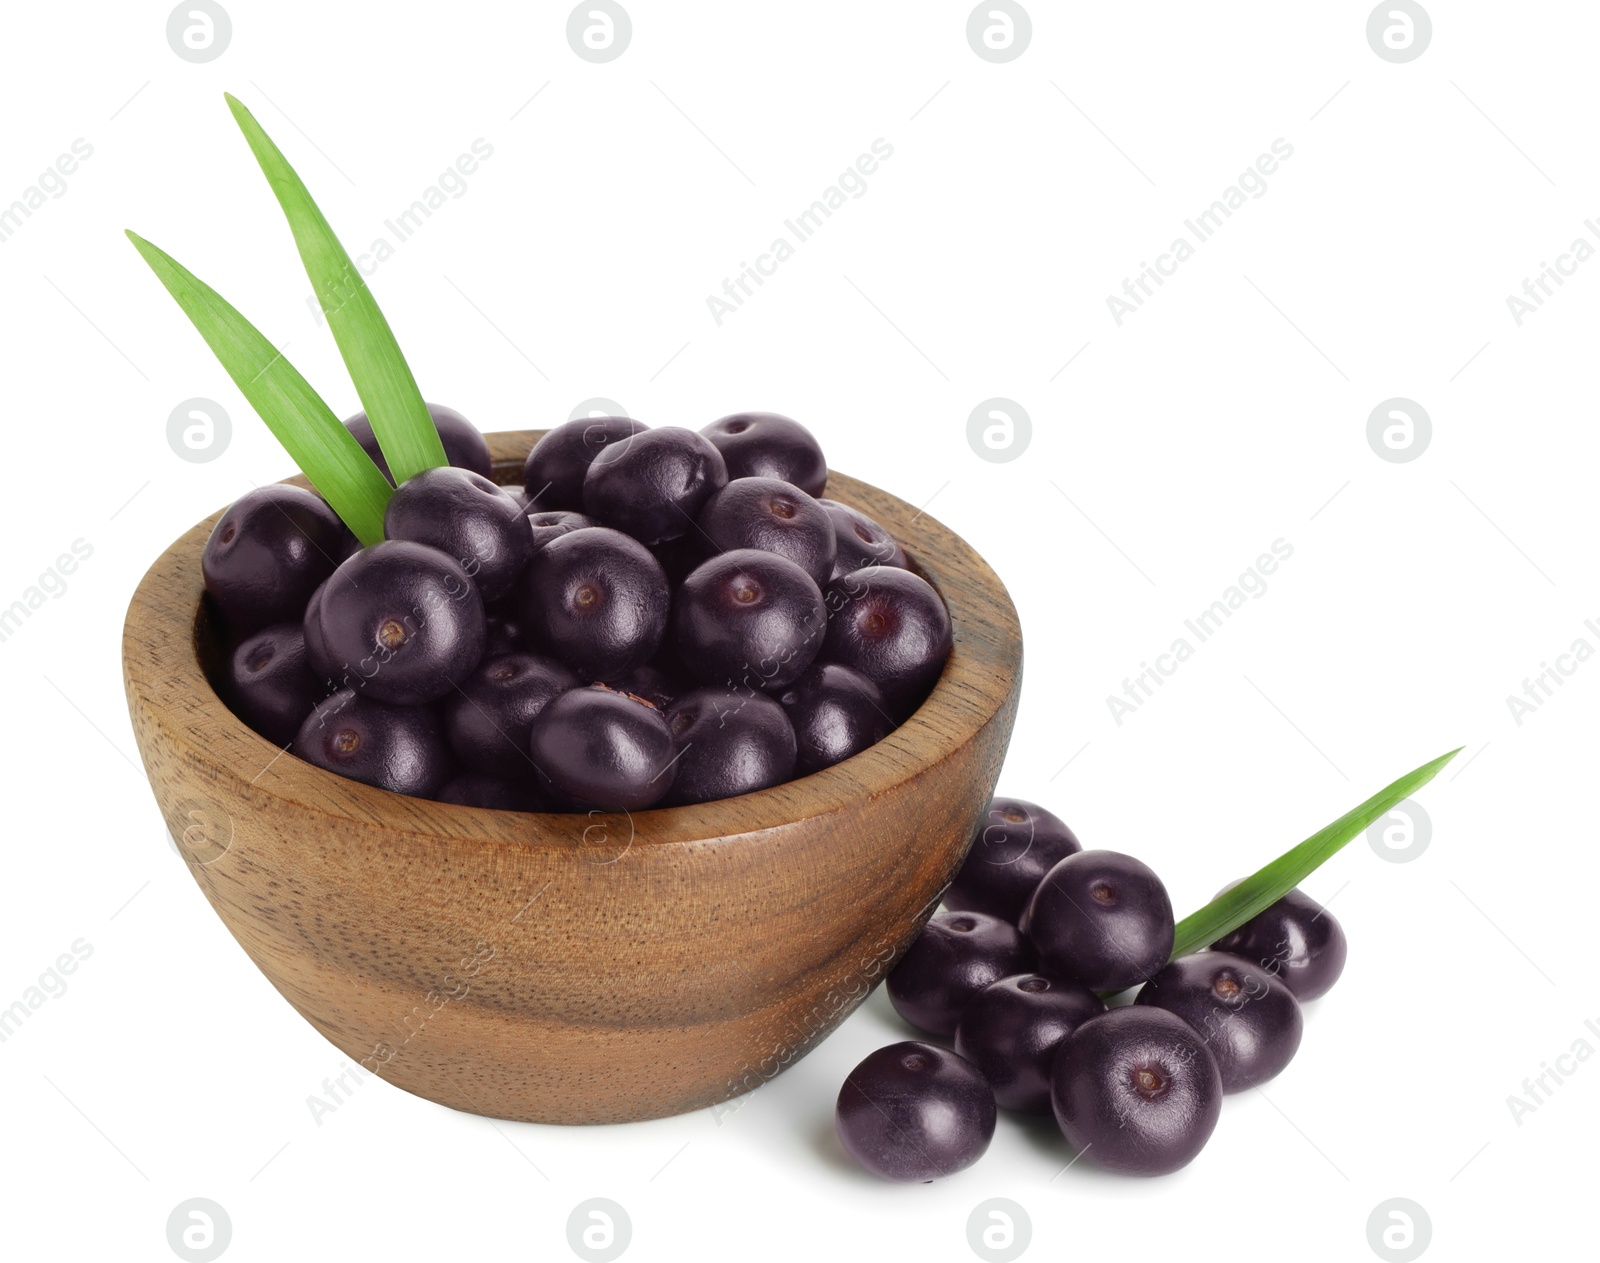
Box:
123;429;1022;850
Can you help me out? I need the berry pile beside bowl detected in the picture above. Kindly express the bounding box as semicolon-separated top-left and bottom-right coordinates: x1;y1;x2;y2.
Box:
207;408;952;813
837;797;1348;1180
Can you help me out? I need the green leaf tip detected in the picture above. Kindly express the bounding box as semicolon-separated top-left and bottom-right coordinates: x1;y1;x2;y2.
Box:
124;229;393;546
1168;746;1460;962
223;92;447;484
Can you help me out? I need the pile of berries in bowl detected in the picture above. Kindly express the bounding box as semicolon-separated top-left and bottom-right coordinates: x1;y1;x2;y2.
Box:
204;408;953;813
837;797;1348;1179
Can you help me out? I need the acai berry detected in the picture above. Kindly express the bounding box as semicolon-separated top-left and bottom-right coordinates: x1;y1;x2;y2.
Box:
226;622;326;747
527;685;677;811
954;973;1105;1113
836;1042;996;1182
442;651;576;779
778;662;890;775
823;566;952;719
583;426;728;544
516;527;669;682
295;688;454;797
664;687;796;805
696;476;837;587
945;797;1083;924
674;550;825;692
345;402;492;482
1211;885;1348;1001
203;485;352;634
318;541;486;705
886;910;1033;1038
522;416;645;510
702;412;828;497
383;466;533;602
1135;951;1304;1093
1050;1006;1223;1177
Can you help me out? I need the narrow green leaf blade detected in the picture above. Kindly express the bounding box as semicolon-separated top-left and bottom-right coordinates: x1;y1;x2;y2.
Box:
125;230;392;545
1170;747;1462;960
223;92;446;484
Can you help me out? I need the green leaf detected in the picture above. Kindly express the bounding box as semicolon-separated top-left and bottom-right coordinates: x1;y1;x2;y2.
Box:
125;230;393;546
1170;747;1462;960
223;92;446;484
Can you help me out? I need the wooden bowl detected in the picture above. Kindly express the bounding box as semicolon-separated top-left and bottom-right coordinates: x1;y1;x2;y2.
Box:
122;430;1022;1124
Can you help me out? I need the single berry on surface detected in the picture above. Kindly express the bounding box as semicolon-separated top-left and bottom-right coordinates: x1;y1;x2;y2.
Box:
1050;1006;1223;1177
836;1041;996;1182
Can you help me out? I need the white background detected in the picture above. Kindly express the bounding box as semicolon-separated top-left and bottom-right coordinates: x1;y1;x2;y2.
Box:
0;2;1593;1260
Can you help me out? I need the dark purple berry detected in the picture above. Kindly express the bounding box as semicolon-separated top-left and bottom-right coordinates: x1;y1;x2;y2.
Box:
697;477;836;586
954;974;1106;1113
522;416;645;511
823;566;951;718
818;499;908;581
516;527;669;681
226;623;325;746
836;1042;996;1182
1135;952;1304;1093
383;466;533;602
527;685;677;811
1050;1007;1223;1176
946;798;1083;923
295;689;454;797
1211;885;1348;1001
1020;851;1174;993
345;402;492;482
318;541;486;706
702;412;827;497
435;772;544;812
777;663;890;775
886;910;1033;1037
583;426;728;544
526;509;599;555
302;578;335;686
443;652;577;778
202;485;351;634
664;687;796;805
675;550;825;692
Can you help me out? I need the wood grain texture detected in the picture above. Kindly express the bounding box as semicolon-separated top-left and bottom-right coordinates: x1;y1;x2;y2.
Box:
122;430;1023;1124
